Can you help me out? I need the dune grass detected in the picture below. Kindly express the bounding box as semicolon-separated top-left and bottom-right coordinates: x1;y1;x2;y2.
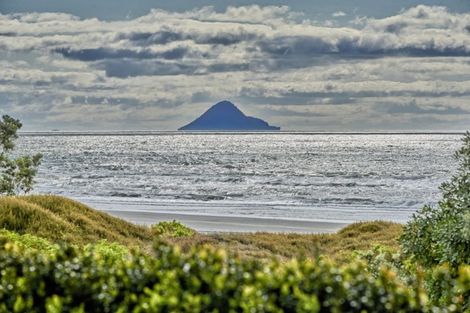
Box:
0;195;403;263
166;221;403;262
0;195;152;248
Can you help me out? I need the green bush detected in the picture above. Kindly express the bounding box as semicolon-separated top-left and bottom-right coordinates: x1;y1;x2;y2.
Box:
0;229;59;255
0;229;130;261
397;132;470;309
401;132;470;267
424;264;470;310
152;220;195;238
83;240;130;262
355;245;418;286
0;237;469;312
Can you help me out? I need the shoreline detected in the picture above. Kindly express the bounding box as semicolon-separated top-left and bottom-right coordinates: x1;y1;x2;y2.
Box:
78;197;408;233
78;196;411;232
101;209;349;233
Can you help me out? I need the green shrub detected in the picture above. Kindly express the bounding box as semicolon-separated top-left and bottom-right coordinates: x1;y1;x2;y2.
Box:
0;229;130;260
397;132;470;309
152;220;195;238
401;132;470;267
0;229;58;254
83;240;130;262
0;237;469;312
355;245;418;287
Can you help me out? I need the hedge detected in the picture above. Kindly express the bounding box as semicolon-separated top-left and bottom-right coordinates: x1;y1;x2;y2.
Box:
0;238;469;313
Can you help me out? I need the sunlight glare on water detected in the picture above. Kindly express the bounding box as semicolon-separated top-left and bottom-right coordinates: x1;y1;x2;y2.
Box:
16;133;462;222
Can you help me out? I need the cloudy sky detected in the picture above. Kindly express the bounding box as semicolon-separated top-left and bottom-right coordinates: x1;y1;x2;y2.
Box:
1;0;470;131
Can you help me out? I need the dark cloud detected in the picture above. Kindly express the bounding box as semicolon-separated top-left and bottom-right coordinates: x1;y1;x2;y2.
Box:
123;30;259;46
70;96;145;106
195;32;260;46
120;31;184;45
259;36;470;59
98;59;250;77
207;63;249;72
55;47;189;61
98;60;195;77
258;36;333;58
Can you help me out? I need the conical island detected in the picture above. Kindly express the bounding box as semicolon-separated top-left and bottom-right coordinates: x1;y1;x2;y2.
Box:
179;101;280;131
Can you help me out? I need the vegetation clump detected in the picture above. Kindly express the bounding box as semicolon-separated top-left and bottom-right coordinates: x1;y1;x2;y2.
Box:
167;221;402;262
395;132;470;309
401;132;470;267
1;237;468;313
0;115;42;195
0;195;152;247
0;229;59;255
152;220;195;238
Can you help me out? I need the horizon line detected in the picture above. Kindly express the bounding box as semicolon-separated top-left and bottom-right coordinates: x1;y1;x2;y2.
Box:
19;130;467;136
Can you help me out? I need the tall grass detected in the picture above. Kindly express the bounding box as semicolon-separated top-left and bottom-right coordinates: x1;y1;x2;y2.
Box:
167;221;402;262
0;195;152;248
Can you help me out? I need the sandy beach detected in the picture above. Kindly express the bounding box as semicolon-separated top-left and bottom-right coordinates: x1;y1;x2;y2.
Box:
102;210;348;233
80;198;349;233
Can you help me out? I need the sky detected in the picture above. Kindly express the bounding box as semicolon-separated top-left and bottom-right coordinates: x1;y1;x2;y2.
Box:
1;0;470;131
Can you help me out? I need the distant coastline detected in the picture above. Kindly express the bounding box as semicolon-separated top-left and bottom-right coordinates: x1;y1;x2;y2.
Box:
19;131;466;136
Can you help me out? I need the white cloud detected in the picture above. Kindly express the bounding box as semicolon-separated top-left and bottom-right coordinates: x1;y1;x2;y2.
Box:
332;11;347;18
0;5;469;131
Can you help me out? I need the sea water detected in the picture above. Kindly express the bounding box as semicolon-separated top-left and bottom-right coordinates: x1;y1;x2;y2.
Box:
17;132;462;223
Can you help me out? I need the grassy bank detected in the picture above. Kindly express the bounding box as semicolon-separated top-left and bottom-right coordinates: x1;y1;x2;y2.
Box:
0;195;152;248
0;195;402;263
167;221;402;262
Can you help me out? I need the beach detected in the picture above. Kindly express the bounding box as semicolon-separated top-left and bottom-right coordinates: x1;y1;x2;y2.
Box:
101;210;349;233
80;197;361;233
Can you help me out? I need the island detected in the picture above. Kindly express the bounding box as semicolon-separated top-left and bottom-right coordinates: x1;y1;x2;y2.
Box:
178;100;280;131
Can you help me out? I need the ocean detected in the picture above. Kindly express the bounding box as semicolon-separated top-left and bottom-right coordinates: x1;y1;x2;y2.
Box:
17;132;462;224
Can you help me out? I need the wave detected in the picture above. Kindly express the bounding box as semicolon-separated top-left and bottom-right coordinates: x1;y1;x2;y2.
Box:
110;192;142;198
175;194;226;201
391;175;429;181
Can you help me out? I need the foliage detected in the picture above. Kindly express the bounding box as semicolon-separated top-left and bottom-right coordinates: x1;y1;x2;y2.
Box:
83;240;130;262
1;237;468;313
0;195;152;247
0;229;128;262
0;115;42;195
152;220;195;238
0;229;59;255
401;132;470;267
168;221;402;262
425;265;470;311
355;244;418;286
